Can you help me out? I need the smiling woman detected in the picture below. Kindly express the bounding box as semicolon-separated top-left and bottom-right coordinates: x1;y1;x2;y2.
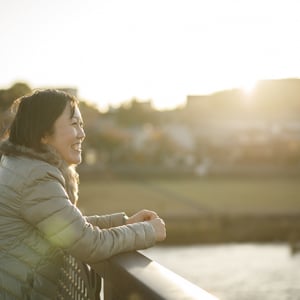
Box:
0;89;166;299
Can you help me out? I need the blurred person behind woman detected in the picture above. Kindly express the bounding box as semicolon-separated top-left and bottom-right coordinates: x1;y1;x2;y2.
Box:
0;89;166;299
0;110;12;141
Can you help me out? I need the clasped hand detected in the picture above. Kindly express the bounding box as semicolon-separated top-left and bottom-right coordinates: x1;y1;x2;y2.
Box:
126;209;166;242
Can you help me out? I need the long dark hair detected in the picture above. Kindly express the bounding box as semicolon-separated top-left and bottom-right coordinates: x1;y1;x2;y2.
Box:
9;89;78;151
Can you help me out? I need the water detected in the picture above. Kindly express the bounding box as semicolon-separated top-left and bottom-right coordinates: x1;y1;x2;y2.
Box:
141;243;300;300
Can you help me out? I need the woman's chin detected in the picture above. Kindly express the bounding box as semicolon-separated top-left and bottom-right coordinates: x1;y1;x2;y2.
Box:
65;154;82;166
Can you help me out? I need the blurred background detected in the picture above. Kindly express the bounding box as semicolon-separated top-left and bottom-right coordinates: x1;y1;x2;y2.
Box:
1;1;300;299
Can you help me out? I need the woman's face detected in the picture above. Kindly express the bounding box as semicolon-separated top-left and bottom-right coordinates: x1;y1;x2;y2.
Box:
43;103;85;165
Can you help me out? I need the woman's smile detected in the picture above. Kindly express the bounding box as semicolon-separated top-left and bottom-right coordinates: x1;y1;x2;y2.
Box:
71;143;82;152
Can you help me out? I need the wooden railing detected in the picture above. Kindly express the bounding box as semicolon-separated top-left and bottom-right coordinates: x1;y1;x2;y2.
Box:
91;251;218;300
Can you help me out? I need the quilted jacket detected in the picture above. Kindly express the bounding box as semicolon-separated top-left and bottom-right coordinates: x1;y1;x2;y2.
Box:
0;141;156;299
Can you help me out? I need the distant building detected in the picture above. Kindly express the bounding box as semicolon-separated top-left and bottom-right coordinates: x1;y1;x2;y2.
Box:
138;100;153;111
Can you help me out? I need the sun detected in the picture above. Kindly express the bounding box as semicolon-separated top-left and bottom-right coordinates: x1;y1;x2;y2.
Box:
236;78;258;106
240;79;257;95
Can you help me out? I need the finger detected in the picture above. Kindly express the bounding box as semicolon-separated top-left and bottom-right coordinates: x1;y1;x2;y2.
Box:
146;210;159;220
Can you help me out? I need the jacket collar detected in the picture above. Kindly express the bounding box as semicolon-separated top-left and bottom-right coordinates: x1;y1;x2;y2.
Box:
0;140;79;205
0;140;62;167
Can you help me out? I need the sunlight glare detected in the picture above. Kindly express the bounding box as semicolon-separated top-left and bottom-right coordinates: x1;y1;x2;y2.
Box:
1;0;300;110
238;78;258;106
240;79;257;95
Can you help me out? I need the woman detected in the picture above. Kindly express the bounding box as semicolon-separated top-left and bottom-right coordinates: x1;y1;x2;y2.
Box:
0;89;166;299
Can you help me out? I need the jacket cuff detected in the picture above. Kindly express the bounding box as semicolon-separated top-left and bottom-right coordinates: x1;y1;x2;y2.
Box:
85;212;128;228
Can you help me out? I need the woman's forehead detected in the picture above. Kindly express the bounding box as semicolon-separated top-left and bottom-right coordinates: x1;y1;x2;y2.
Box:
73;106;82;118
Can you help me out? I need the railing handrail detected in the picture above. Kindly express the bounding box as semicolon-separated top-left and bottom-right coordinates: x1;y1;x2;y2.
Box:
92;251;218;300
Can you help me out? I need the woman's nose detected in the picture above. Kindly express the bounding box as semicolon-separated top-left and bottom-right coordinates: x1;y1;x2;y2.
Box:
78;127;86;140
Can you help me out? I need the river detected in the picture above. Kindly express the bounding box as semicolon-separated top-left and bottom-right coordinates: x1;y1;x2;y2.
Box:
141;243;300;300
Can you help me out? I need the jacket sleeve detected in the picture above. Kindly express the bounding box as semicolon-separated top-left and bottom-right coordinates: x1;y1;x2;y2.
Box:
20;165;156;264
86;213;127;229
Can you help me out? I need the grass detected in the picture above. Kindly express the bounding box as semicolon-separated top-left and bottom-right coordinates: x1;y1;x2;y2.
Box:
77;176;300;243
78;176;300;217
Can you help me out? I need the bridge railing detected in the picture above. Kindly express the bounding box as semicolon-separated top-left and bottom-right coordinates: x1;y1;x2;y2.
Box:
91;251;218;300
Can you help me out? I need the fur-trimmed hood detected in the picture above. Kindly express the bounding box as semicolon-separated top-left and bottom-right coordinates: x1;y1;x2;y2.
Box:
0;140;79;205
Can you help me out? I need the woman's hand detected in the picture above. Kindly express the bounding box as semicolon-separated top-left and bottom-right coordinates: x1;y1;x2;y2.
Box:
126;209;166;242
149;218;166;242
126;209;158;224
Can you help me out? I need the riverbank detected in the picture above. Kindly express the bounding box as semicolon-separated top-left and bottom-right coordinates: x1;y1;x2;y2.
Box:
163;213;300;244
78;177;300;245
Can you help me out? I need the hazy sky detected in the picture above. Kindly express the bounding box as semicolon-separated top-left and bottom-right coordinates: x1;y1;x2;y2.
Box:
1;0;300;111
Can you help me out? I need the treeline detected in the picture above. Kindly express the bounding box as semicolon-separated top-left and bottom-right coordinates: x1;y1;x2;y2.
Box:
0;83;31;137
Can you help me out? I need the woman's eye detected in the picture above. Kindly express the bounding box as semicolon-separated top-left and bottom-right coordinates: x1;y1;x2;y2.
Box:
72;121;84;128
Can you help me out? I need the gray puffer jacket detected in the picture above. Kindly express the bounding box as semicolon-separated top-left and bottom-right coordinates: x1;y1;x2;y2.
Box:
0;141;156;299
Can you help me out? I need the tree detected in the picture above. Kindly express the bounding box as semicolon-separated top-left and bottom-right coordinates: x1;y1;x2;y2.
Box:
114;98;158;126
0;82;31;139
0;82;31;112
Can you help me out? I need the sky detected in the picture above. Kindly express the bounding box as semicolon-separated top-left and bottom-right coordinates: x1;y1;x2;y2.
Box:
1;0;300;111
